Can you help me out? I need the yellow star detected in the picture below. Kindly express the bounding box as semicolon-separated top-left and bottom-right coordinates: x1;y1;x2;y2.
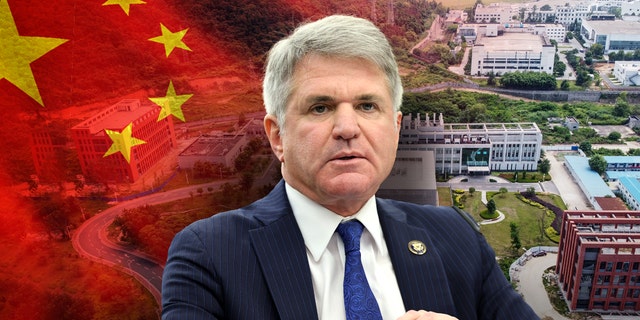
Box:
148;23;192;57
102;0;146;16
149;81;193;122
0;0;67;106
103;123;146;163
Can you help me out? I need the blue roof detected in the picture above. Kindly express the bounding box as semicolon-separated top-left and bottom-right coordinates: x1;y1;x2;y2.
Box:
565;156;615;197
619;176;640;203
606;171;640;180
604;156;640;164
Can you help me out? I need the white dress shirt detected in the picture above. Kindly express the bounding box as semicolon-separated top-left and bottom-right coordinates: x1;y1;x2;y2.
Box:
286;183;406;320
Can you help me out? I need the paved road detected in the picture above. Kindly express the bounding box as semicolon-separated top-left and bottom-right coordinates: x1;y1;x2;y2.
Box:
545;151;592;210
516;253;570;320
72;179;235;309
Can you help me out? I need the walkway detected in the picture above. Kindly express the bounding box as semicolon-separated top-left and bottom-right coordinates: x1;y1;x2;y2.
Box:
514;251;570;320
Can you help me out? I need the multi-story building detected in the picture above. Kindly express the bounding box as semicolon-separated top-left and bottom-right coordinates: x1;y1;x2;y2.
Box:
618;176;640;210
30;125;70;182
556;210;640;313
71;99;176;183
474;3;513;24
580;20;640;52
554;4;595;26
533;24;567;43
177;118;265;170
622;0;640;17
471;32;556;76
613;61;640;86
397;113;542;175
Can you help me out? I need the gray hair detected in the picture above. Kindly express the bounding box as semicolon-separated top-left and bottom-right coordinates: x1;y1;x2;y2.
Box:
262;15;403;129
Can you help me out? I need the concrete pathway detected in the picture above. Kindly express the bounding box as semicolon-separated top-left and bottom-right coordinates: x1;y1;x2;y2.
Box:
515;253;570;320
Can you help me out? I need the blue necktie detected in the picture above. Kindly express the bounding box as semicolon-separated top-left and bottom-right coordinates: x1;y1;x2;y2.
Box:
336;220;383;320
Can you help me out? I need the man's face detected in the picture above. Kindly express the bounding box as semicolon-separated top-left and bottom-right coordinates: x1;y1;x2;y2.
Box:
264;54;402;216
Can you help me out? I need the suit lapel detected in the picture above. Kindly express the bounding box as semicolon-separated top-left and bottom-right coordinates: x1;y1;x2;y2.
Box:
377;200;457;315
249;182;318;320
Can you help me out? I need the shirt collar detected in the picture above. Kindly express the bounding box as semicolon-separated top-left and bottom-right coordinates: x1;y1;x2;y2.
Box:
285;183;384;262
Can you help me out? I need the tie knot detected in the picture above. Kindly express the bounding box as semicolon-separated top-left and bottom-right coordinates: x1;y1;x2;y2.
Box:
336;220;364;253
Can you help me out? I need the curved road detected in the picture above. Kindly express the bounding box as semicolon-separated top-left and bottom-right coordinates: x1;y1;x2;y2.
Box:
72;179;235;309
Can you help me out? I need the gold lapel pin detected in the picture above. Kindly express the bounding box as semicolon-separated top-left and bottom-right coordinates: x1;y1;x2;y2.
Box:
408;240;427;255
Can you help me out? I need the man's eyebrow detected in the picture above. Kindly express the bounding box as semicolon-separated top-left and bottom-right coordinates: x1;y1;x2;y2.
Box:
355;94;384;102
305;95;335;104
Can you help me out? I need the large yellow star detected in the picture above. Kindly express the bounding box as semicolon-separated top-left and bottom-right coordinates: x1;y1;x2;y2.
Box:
102;0;146;16
0;0;68;106
103;123;146;163
148;24;192;57
149;81;193;122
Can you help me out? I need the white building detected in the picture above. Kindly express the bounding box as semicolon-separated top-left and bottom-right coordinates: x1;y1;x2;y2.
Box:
618;176;640;210
554;4;594;25
471;32;556;76
533;24;567;42
580;20;640;52
445;9;468;26
613;61;640;86
397;114;542;174
474;3;513;24
622;0;640;18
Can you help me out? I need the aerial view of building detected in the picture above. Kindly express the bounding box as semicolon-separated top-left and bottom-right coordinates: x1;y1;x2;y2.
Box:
470;32;555;76
580;20;640;52
398;113;542;175
70;99;177;183
613;61;640;86
556;210;640;312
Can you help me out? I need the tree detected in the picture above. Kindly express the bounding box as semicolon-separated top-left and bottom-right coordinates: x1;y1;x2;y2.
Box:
579;141;592;155
486;198;496;215
608;131;621;141
538;158;550;175
499;187;508;197
560;80;570;90
487;71;496;86
588;154;607;175
510;222;522;252
469;187;476;195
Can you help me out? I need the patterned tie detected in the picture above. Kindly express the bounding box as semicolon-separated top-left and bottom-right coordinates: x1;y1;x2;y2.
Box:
336;220;383;320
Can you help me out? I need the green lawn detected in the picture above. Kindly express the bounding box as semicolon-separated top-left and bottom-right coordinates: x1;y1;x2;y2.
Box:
462;191;558;256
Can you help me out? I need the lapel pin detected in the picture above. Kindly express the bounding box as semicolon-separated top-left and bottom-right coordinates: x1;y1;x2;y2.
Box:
408;240;427;255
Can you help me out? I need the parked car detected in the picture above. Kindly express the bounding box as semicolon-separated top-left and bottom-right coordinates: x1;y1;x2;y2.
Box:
532;250;547;257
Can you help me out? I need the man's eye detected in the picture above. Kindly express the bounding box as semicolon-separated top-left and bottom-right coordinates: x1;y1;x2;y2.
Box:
311;105;328;114
359;103;377;111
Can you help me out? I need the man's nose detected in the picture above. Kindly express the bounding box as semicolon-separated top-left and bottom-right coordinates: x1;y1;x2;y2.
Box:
332;104;361;140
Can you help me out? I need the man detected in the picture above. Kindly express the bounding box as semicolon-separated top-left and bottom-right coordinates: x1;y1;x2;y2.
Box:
162;15;539;320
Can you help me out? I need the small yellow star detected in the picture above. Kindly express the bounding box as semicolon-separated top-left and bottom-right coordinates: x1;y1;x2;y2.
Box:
102;0;146;16
0;0;67;106
104;123;146;163
148;23;192;57
149;81;193;122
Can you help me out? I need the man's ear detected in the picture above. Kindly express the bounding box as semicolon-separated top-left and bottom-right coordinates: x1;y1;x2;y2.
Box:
264;114;284;162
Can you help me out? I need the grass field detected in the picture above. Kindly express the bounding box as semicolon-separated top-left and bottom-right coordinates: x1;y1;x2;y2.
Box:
462;191;558;256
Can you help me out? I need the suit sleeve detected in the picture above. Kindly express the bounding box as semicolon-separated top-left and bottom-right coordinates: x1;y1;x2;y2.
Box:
475;231;540;320
162;225;223;320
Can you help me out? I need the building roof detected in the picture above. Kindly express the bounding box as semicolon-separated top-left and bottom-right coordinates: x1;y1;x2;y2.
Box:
619;176;640;203
582;20;640;35
594;196;629;210
476;32;548;52
604;155;640;164
180;134;243;157
565;155;615;197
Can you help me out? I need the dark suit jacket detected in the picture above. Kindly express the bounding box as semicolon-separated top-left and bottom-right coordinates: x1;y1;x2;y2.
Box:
162;181;539;320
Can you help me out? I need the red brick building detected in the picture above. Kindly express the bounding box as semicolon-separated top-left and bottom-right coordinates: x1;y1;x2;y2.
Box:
71;99;176;183
556;210;640;313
